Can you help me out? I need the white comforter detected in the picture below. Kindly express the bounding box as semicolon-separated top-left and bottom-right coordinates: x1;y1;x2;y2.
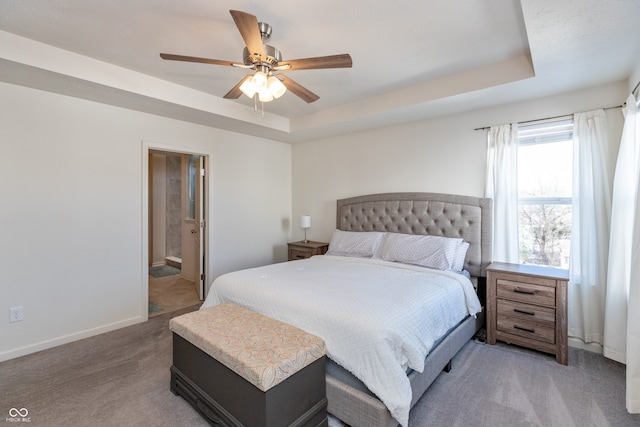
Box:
201;255;481;426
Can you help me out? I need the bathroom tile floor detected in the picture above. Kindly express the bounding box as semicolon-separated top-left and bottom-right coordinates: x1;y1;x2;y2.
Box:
148;273;202;317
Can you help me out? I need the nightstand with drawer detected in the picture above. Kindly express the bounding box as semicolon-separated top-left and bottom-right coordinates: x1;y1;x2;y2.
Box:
287;241;329;261
486;262;569;365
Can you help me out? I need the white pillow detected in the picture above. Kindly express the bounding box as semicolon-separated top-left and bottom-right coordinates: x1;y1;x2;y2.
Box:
326;230;385;258
452;241;470;272
374;232;463;271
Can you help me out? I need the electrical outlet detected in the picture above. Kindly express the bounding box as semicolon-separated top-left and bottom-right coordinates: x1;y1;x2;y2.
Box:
10;306;23;323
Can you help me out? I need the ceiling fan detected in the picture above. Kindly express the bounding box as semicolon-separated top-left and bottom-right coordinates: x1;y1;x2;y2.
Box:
160;10;353;104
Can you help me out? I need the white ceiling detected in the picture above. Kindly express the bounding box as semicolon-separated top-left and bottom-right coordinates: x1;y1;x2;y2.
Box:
0;0;638;143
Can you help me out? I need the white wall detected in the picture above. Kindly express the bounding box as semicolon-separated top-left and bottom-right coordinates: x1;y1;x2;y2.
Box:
630;62;640;94
0;81;291;361
292;81;627;244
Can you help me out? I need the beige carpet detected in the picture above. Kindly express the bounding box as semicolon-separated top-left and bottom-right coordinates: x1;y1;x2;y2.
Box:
1;307;638;426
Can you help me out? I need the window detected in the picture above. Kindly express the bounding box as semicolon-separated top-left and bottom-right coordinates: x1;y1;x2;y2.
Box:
185;154;198;220
517;119;573;268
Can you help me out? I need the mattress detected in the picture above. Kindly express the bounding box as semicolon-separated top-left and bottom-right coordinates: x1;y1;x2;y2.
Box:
201;255;481;426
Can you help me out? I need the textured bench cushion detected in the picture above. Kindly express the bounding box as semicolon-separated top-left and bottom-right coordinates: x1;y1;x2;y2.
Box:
169;303;326;392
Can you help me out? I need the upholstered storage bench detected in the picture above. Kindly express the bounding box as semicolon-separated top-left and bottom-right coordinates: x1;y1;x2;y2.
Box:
169;303;328;427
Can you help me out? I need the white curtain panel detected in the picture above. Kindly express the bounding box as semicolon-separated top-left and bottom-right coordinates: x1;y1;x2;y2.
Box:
628;101;640;412
604;95;639;363
485;123;519;263
568;110;612;345
605;93;639;413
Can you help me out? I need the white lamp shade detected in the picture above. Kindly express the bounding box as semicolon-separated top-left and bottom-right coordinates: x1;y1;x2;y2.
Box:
258;88;274;103
251;71;268;89
268;76;287;99
300;215;311;229
239;77;257;98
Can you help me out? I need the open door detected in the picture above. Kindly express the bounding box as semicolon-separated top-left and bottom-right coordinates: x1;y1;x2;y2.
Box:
181;154;206;300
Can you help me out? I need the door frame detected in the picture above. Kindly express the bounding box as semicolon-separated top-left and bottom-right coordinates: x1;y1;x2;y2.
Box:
141;140;211;320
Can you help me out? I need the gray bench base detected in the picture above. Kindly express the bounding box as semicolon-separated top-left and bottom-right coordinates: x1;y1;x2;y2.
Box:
171;333;328;427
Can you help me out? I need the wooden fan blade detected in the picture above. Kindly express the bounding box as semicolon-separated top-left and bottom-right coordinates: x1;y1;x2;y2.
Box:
223;75;252;99
273;54;352;71
278;74;319;103
160;53;243;67
229;10;265;60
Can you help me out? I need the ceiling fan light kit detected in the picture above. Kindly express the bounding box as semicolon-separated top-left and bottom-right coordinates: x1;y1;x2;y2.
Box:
238;66;286;102
160;10;352;113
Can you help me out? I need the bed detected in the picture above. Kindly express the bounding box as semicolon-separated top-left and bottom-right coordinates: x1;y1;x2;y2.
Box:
202;192;493;427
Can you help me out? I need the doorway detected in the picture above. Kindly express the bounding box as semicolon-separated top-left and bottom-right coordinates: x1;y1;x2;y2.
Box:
148;149;206;317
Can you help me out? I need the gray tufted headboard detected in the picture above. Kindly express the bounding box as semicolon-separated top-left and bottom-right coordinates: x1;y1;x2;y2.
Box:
336;192;493;277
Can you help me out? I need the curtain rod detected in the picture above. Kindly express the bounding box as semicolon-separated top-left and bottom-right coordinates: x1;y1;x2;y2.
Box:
474;104;624;131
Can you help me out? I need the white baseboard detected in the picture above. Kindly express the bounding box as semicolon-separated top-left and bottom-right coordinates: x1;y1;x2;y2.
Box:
0;316;145;363
569;337;603;354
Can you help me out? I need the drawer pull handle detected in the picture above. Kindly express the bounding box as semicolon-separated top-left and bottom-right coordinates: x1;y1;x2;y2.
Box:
296;255;305;259
514;325;535;333
514;287;536;295
514;308;536;316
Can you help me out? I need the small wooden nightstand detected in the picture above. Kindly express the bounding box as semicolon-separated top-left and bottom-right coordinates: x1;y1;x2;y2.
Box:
486;262;569;365
287;241;329;261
